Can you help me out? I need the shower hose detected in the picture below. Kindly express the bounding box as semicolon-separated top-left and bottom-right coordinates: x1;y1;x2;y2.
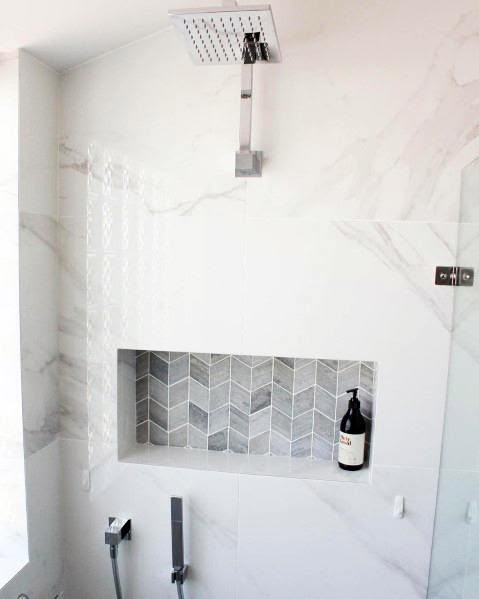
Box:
110;545;185;599
176;580;185;599
110;544;123;599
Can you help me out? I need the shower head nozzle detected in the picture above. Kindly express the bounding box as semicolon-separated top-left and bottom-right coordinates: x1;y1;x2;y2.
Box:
168;4;281;66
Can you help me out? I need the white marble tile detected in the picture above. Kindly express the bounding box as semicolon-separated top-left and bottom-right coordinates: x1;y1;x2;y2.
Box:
242;219;455;469
0;441;63;599
0;51;29;590
59;216;88;441
61;438;239;599
18;50;58;217
59;2;479;223
237;466;438;599
19;213;59;455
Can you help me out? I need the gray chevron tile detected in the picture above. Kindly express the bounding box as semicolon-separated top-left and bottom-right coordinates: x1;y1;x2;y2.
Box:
292;410;313;441
230;381;250;414
189;402;208;434
312;434;333;460
252;358;273;391
190;354;209;387
169;354;189;385
210;405;229;435
294;360;316;394
133;349;375;462
270;432;291;457
169;352;188;362
188;425;207;450
250;407;271;438
251;384;272;414
272;383;293;417
168;378;187;408
315;361;337;396
150;399;168;430
150;421;168;445
337;362;360;396
136;351;149;379
291;434;312;458
189;377;209;412
233;354;254;366
314;385;336;419
169;401;188;431
136;421;149;444
229;428;248;454
230;405;249;437
294;358;314;369
277;356;295;368
273;358;294;392
169;425;187;447
210;381;230;411
208;429;228;451
293;386;315;417
271;408;292;440
210;356;231;388
313;411;335;443
249;431;270;455
150;352;169;384
359;362;375;395
136;398;148;425
136;375;148;402
231;356;251;389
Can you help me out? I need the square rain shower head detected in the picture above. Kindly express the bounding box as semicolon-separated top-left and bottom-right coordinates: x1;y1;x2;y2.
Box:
169;4;281;66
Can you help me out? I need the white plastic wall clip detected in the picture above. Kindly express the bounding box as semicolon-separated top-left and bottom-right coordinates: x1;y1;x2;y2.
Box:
393;495;405;519
465;500;478;525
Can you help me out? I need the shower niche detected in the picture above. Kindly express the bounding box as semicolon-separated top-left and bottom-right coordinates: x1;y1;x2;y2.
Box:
118;349;376;479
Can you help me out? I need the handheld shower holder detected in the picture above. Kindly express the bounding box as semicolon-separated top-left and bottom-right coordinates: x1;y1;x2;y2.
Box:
171;565;188;585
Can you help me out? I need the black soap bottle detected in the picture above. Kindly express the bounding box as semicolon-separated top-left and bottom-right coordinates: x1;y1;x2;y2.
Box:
338;387;366;471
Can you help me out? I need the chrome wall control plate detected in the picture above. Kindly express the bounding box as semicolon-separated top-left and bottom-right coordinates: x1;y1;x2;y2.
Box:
435;266;474;287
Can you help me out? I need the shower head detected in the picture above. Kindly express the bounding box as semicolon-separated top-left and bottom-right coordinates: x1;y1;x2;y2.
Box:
169;4;281;66
169;2;281;177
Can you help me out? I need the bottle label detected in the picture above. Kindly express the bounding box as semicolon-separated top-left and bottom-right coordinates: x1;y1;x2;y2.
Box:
338;432;365;466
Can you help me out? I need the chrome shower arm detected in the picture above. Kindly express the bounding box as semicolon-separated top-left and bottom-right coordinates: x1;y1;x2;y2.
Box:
239;63;253;151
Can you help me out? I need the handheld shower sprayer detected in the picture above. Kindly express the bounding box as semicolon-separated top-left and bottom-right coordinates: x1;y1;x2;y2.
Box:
171;496;188;599
105;517;132;599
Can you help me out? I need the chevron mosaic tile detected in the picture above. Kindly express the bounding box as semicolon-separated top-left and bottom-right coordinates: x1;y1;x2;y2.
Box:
135;351;377;462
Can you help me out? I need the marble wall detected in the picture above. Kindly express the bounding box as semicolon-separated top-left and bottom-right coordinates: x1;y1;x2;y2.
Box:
0;49;28;590
0;50;63;598
57;1;479;598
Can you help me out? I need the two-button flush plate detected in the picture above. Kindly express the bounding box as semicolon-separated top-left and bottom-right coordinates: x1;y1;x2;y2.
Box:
435;266;474;287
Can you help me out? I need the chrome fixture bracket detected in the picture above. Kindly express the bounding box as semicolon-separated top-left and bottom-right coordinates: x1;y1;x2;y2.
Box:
435;266;474;287
105;517;132;546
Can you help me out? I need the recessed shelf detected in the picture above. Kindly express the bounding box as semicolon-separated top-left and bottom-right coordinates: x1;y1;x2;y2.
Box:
122;443;371;483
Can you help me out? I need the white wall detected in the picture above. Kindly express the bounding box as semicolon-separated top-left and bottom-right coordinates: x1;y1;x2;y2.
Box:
0;50;62;599
0;49;28;590
58;2;479;598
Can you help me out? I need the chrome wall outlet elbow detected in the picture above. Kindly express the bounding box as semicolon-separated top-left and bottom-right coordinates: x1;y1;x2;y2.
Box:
105;517;132;548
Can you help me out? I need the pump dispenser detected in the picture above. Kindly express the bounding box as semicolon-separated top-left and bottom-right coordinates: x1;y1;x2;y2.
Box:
338;387;366;471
